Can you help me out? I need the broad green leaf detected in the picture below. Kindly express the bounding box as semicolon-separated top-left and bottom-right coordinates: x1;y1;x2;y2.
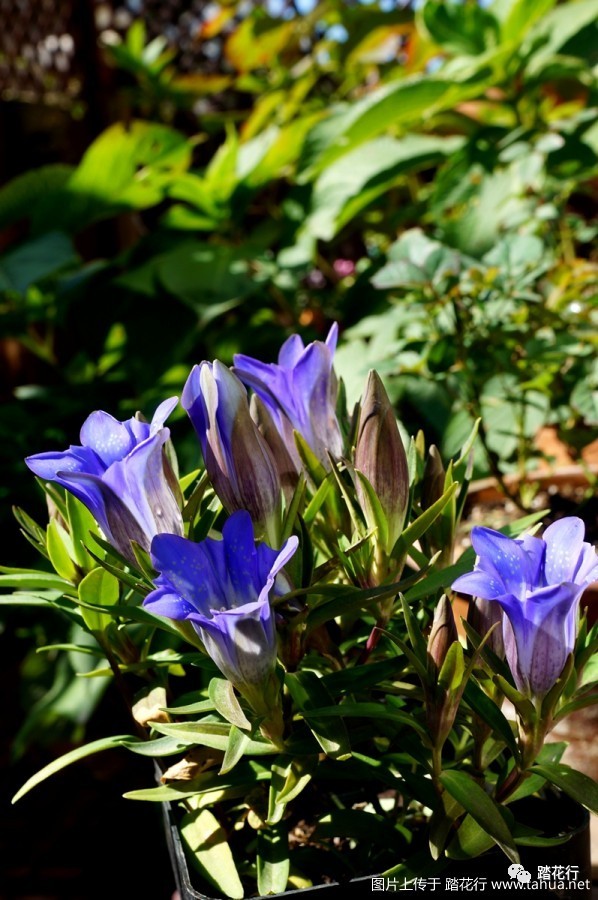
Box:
420;1;500;55
494;0;556;41
285;672;351;760
181;807;243;900
440;770;519;863
78;567;120;633
257;823;290;896
446;814;495;860
12;734;135;802
530;763;598;815
209;678;251;730
0;231;77;293
304;134;465;241
0;163;72;231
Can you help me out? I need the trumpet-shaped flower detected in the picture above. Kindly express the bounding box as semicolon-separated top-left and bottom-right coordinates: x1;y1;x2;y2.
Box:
144;511;298;691
26;398;183;564
182;361;283;544
452;518;598;698
233;323;343;470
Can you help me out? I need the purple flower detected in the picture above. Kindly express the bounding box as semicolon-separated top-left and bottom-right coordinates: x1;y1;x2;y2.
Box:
144;511;299;691
182;361;283;544
233;323;343;471
452;518;598;698
26;399;183;564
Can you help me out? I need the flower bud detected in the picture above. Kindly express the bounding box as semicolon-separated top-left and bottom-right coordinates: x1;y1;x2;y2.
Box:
183;361;283;545
467;596;504;659
250;394;299;505
427;594;459;672
354;371;409;554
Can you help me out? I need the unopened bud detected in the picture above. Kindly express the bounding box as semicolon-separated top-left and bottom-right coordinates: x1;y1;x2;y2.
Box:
467;596;505;659
427;595;459;671
250;394;299;504
354;371;409;553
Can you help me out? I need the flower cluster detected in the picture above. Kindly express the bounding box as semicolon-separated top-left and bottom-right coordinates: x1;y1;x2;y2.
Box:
10;322;598;897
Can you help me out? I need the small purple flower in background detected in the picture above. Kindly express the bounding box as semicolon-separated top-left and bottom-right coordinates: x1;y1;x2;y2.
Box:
26;398;183;564
233;323;343;471
144;511;298;696
452;517;598;698
182;361;283;545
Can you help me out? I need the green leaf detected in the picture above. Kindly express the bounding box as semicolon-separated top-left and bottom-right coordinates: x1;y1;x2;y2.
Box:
0;163;72;231
0;569;74;592
180;808;244;900
296;702;426;737
440;770;519;863
257;823;290;896
150;720;277;755
0;231;77;293
420;0;500;55
304;134;465;242
220;725;250;775
445;814;495;860
78;567;120;633
463;681;518;756
285;672;351;760
316;808;406;850
530;763;598;815
65;493;98;569
438;641;464;694
268;755;317;824
12;734;135;802
392;482;459;567
47;519;79;584
208;678;251;730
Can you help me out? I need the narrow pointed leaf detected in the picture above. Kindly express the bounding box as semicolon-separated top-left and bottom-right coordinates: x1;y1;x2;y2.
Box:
440;770;519;864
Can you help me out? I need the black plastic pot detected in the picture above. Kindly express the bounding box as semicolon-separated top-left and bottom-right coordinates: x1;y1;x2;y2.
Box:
163;792;592;900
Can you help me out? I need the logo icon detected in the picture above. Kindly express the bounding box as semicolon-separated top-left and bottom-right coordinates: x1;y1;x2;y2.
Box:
507;863;531;883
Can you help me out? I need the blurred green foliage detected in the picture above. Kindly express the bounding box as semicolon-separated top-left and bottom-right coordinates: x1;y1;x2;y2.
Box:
1;0;597;550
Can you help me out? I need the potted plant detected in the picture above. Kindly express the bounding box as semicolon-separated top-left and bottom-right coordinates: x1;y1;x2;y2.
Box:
5;324;598;898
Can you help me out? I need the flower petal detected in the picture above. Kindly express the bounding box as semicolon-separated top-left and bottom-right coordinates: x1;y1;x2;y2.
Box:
452;569;505;599
470;527;532;598
543;517;586;584
80;411;136;468
149;533;222;615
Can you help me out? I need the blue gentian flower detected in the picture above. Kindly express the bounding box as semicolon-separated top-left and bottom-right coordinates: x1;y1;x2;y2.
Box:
144;511;298;692
453;517;598;698
26;398;183;564
182;361;283;545
233;323;343;470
